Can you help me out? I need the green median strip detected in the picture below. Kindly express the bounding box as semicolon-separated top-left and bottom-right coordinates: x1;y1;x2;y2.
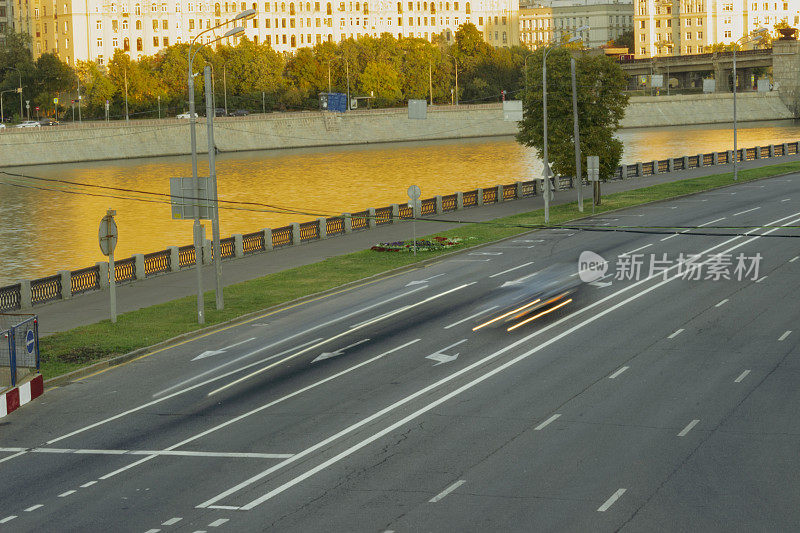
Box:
39;161;800;379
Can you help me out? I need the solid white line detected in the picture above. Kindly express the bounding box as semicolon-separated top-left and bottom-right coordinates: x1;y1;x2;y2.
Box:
779;330;792;341
597;489;626;512
429;480;466;503
608;366;629;379
23;505;43;512
534;414;561;431
205;210;800;510
734;370;751;383
208;283;475;396
207;505;239;510
0;447;26;452
31;448;71;453
58;490;76;498
620;243;652;256
677;419;700;437
30;447;294;458
668;329;684;339
208;519;229;527
790;256;799;263
489;262;535;278
697;217;726;227
162;518;182;525
715;299;729;307
756;276;767;283
80;481;97;488
73;449;127;455
732;207;761;216
0;451;28;463
99;340;421;481
0;516;16;524
782;198;791;202
444;306;499;329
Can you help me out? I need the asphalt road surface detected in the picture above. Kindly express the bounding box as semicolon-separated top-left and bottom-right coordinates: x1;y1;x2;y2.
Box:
2;175;799;532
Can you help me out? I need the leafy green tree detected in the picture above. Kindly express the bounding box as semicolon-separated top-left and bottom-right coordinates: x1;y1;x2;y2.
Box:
360;60;402;105
517;48;629;182
32;53;76;118
610;29;634;52
75;60;115;118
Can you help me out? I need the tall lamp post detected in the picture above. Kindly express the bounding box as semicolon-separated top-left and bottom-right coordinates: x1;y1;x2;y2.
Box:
542;26;588;223
187;9;254;323
733;27;767;181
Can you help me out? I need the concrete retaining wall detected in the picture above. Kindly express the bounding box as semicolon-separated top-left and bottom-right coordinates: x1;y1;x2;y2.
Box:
0;93;794;167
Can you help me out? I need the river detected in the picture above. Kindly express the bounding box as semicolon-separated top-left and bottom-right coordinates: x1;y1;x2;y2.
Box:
1;119;798;287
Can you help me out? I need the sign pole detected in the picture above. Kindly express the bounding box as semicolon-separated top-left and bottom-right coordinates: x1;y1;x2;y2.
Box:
407;185;421;256
109;247;116;323
99;208;118;324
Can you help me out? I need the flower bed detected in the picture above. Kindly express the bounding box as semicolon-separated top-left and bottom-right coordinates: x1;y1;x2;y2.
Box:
371;236;464;252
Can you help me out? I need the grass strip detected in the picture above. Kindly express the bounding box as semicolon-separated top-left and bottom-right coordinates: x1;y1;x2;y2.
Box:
39;161;800;379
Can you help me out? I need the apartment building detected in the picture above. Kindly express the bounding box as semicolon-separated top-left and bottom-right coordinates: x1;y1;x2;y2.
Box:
1;0;12;46
12;0;518;66
634;0;800;58
519;0;633;49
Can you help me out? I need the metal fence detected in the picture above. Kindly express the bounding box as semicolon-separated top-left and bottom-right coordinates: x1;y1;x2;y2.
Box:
1;313;40;389
1;139;798;313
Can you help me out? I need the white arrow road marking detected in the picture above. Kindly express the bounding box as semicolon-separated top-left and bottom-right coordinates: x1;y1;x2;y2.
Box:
192;338;256;361
426;339;467;366
406;273;445;286
312;339;370;363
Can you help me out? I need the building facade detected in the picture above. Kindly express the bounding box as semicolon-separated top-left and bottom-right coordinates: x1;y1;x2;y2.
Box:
634;0;800;58
1;0;11;46
519;0;633;49
12;0;518;66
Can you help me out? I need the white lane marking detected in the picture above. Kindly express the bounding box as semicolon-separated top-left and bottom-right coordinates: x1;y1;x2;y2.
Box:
80;481;97;488
534;414;561;431
144;530;161;533
489;262;535;278
23;505;43;512
208;283;475;396
449;259;491;262
208;519;229;527
429;480;466;503
697;217;726;227
205;210;800;510
608;366;629;379
0;516;17;524
73;449;127;455
756;276;767;283
0;447;25;452
597;488;626;512
100;340;421;481
406;274;445;286
667;329;684;339
192;337;256;361
715;299;729;307
677;419;700;437
660;234;678;241
25;447;293;458
734;370;751;383
469;252;503;256
426;339;468;366
162;518;182;525
790;256;799;263
207;505;239;510
782;198;791;202
312;338;370;363
154;338;324;398
58;490;76;498
732;207;761;217
444;306;499;329
779;330;792;341
620;244;652;256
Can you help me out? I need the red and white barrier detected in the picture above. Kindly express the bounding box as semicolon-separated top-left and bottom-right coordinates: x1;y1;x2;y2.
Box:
0;375;44;418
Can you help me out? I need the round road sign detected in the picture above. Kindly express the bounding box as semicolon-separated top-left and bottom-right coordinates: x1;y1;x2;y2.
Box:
99;214;118;256
407;185;421;200
25;329;35;354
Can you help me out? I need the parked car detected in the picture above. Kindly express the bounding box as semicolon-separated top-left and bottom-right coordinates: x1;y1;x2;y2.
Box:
229;109;249;117
214;108;227;117
176;112;199;119
16;121;41;128
0;123;6;131
39;118;60;127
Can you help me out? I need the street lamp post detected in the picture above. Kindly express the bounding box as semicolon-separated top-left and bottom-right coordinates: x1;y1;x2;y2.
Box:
187;9;254;322
733;27;767;182
542;26;588;223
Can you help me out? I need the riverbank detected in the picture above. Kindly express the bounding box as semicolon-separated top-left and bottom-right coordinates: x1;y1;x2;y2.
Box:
0;93;793;167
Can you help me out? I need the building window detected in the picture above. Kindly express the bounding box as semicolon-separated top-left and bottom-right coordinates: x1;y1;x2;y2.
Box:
112;37;118;47
122;19;128;29
154;36;159;46
97;37;103;46
639;20;644;28
687;45;692;53
189;19;195;29
163;36;168;45
124;37;130;50
97;20;102;29
135;3;141;13
724;29;731;37
698;31;702;38
162;19;168;28
153;19;158;30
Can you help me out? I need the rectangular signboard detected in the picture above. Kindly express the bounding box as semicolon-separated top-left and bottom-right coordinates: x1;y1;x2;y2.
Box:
503;100;523;122
170;177;211;220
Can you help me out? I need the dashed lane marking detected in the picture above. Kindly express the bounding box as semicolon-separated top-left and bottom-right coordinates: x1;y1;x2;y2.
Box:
80;481;97;488
677;419;700;437
715;299;729;307
734;370;751;383
779;330;792;341
608;366;629;379
0;516;17;524
597;489;626;512
162;518;182;525
208;519;229;527
23;505;43;512
429;480;466;503
534;414;561;430
667;329;684;339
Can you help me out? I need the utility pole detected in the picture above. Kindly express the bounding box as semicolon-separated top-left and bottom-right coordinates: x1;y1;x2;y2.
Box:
124;68;129;122
223;64;228;116
429;61;433;105
204;65;224;310
571;57;583;212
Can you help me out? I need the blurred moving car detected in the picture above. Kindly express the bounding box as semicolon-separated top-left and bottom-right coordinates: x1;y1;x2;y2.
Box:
39;118;60;127
176;112;199;119
472;263;584;333
16;121;41;128
229;109;249;116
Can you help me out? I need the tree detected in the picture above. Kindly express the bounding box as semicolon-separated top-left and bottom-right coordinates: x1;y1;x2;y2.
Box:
516;48;629;182
610;29;634;52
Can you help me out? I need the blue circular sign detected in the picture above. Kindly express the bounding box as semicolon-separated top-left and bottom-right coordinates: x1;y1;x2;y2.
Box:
25;329;35;354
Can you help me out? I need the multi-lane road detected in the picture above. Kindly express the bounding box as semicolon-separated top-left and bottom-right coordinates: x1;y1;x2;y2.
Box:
2;175;799;532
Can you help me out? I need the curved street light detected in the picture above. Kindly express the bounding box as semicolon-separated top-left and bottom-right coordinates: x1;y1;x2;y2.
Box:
186;11;252;324
541;26;588;223
733;27;767;181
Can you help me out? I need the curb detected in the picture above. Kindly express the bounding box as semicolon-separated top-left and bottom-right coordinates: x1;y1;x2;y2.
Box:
1;375;44;418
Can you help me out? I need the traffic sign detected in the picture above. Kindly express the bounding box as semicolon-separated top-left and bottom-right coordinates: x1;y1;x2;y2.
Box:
53;97;59;104
25;329;35;354
407;185;421;200
99;211;118;256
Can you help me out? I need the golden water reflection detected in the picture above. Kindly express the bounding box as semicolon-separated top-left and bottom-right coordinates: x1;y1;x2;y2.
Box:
1;119;798;286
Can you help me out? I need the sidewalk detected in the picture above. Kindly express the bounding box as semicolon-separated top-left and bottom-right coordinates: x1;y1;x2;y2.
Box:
32;155;800;336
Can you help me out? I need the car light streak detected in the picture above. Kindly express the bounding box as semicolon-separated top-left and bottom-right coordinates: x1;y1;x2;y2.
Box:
472;299;541;331
507;298;573;331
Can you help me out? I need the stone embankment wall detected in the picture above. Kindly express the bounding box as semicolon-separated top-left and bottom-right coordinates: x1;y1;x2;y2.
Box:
0;93;794;167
